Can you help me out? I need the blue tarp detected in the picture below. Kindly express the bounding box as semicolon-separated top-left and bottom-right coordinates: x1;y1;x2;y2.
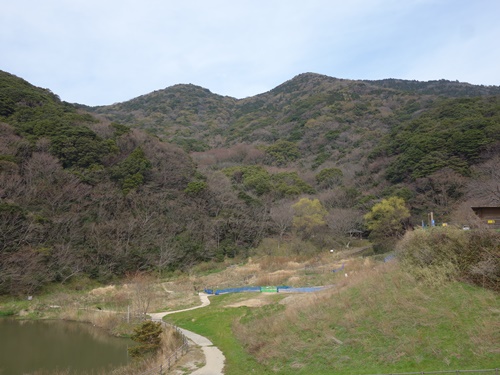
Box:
214;286;261;295
276;286;291;292
205;285;329;295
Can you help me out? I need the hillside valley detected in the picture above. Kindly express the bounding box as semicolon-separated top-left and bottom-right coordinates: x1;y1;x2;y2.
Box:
1;70;500;295
0;69;499;374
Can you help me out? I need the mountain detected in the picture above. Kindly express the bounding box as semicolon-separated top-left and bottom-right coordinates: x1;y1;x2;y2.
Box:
89;73;500;168
89;73;500;146
1;70;499;295
90;73;500;209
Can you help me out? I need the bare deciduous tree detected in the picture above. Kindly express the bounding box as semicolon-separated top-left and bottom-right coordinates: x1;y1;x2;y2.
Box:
128;273;157;318
468;156;500;205
326;208;364;247
269;202;294;248
413;168;467;217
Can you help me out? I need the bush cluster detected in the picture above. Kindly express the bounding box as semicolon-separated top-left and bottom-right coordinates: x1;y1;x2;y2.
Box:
397;227;499;290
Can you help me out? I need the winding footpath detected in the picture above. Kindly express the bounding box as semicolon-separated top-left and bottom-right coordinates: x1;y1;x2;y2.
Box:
149;293;225;375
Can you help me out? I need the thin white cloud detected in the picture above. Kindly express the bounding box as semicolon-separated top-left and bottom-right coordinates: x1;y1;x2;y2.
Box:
1;0;498;105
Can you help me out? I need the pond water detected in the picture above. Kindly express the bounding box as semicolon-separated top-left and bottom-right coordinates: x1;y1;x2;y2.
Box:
0;318;134;375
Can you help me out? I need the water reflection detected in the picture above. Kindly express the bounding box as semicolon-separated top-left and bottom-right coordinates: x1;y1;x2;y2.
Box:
0;318;133;375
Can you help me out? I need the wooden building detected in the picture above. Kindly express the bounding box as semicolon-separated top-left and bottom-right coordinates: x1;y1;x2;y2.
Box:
471;207;500;229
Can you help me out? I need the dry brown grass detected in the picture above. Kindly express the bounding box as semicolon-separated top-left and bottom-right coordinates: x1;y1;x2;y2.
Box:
226;297;274;308
162;249;361;300
169;343;205;375
160;325;185;354
233;259;500;371
234;261;399;356
89;285;117;296
253;270;293;286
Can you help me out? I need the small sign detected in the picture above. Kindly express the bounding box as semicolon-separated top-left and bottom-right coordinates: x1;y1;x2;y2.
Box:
487;219;496;224
442;223;448;226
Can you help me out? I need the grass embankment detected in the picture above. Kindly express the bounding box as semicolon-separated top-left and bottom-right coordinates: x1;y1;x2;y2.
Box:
167;293;277;374
167;260;499;375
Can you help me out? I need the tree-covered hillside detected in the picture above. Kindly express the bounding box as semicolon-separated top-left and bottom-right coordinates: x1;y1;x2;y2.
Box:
92;72;500;217
1;70;499;295
376;96;500;182
90;73;500;179
0;72;263;294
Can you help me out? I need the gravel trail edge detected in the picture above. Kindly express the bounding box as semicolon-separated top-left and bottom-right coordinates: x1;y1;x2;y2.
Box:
149;293;225;375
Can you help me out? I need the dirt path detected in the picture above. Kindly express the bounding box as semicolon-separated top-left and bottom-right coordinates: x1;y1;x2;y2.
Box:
149;293;225;375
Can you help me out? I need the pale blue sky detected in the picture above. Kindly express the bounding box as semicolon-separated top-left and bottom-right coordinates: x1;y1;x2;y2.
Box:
1;0;499;105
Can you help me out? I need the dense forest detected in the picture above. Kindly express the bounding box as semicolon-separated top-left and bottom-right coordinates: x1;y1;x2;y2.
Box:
1;70;499;295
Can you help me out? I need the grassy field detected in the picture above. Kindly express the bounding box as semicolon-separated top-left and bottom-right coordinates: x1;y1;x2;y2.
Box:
166;260;499;375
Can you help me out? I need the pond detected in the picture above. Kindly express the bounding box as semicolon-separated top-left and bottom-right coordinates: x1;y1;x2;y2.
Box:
0;318;134;375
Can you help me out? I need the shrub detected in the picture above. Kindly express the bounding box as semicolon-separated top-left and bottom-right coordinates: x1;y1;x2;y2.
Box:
128;321;163;358
184;180;208;195
397;227;500;290
365;196;410;242
111;147;152;194
264;140;300;166
315;167;343;189
292;198;328;239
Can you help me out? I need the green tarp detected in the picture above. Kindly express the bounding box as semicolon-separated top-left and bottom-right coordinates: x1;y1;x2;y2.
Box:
260;286;278;293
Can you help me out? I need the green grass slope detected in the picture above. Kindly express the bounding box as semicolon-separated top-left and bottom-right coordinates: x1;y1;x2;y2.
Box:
167;262;499;374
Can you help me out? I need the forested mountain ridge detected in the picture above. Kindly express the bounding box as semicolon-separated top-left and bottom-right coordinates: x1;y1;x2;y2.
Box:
91;72;500;212
90;72;500;149
89;73;500;175
1;70;499;295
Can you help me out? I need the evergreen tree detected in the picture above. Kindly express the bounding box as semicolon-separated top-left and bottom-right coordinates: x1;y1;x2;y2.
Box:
128;321;163;358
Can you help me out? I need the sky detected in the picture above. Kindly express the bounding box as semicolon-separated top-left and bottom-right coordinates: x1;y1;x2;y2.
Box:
1;0;499;106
